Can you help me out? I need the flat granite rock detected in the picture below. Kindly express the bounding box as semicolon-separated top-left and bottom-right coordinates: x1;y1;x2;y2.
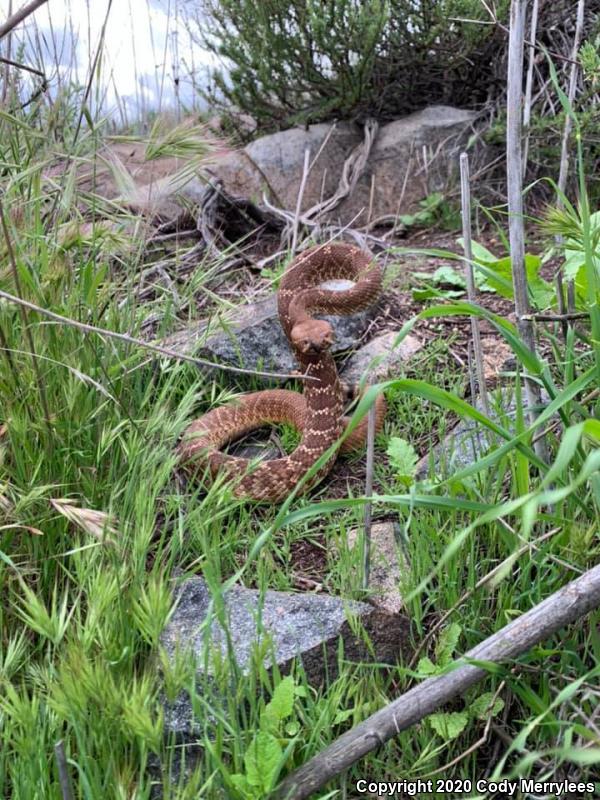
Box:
341;330;423;385
160;294;374;378
160;575;411;738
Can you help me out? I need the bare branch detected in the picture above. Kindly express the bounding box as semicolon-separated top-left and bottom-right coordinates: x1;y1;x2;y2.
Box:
0;287;318;384
0;0;48;40
275;562;600;799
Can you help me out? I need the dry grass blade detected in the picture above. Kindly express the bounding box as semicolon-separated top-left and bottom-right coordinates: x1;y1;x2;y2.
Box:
0;523;44;536
50;499;118;545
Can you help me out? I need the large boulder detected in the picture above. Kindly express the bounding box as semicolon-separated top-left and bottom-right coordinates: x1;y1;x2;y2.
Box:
211;106;477;225
44;107;476;227
160;575;412;739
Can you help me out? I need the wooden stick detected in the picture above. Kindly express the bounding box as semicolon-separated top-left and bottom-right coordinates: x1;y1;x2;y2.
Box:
556;0;586;325
275;561;600;799
291;148;311;256
524;311;589;322
459;153;489;416
0;287;318;384
54;740;75;800
557;0;586;202
522;0;539;171
0;0;47;40
506;0;546;463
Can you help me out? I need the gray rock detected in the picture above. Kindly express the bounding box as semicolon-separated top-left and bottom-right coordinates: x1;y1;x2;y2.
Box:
211;106;477;226
415;390;551;479
227;437;282;462
345;522;409;616
161;294;374;377
341;331;423;385
416;416;500;479
161;576;411;738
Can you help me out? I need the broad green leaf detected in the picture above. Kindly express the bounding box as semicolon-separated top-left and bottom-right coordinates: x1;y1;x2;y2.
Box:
429;712;469;741
416;656;439;676
412;287;464;301
431;266;467;288
435;623;462;666
262;675;295;730
457;238;497;263
470;692;505;720
230;774;256;798
333;707;356;725
244;731;283;791
386;437;418;483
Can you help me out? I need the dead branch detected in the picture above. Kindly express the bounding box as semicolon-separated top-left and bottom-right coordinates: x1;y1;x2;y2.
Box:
274;561;600;799
0;286;318;384
0;0;48;40
506;0;546;462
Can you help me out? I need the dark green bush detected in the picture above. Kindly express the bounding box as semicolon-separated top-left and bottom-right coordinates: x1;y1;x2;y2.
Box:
191;0;509;135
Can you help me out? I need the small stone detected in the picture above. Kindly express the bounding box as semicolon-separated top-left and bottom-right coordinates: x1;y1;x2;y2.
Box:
341;330;423;384
346;522;408;615
227;433;282;462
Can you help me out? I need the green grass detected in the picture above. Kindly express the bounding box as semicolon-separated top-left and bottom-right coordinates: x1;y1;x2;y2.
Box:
1;47;600;800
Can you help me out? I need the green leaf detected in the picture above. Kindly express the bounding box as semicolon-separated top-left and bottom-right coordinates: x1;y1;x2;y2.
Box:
456;238;498;263
386;437;418;483
435;623;462;666
412;286;464;301
416;656;439;676
230;774;256;799
470;692;505;720
244;731;283;791
431;265;467;288
265;676;295;722
333;707;356;725
429;712;469;741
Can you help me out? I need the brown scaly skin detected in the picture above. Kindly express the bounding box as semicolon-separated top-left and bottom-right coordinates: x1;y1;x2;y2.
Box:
178;243;386;502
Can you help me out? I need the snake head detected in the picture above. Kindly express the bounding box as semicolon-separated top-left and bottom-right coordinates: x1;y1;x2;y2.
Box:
291;319;335;355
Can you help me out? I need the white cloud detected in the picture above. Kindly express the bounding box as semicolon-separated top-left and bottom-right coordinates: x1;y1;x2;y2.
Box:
0;0;219;116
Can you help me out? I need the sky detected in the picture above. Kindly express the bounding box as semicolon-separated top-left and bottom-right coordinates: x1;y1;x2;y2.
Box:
1;0;220;120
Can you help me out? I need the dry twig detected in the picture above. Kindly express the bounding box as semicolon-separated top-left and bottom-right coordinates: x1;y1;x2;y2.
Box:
275;561;600;799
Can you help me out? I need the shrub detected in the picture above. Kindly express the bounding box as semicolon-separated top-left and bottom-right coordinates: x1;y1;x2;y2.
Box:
188;0;509;136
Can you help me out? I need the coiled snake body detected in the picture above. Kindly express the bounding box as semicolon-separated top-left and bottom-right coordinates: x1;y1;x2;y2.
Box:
178;243;386;501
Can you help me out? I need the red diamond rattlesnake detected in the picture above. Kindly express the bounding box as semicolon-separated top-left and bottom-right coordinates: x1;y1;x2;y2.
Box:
178;243;386;501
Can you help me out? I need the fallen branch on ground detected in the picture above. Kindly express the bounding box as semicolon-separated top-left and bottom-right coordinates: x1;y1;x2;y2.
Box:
274;561;600;799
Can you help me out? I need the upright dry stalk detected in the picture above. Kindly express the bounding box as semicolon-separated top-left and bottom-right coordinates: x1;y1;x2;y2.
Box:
507;0;545;459
460;153;489;416
291;148;311;256
362;403;377;589
1;0;14;104
557;0;586;202
54;740;75;800
522;0;539;171
556;0;585;315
